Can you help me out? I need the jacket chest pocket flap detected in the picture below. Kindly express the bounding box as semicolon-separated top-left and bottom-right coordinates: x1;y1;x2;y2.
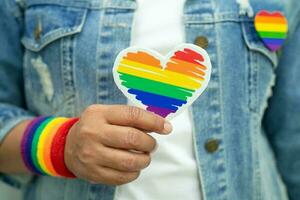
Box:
21;3;87;52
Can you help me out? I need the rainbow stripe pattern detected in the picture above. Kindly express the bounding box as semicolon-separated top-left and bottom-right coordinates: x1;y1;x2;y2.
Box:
113;44;211;118
21;116;78;178
254;10;288;51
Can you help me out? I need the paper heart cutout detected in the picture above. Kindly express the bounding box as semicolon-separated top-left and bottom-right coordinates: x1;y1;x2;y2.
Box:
113;44;211;119
254;10;288;51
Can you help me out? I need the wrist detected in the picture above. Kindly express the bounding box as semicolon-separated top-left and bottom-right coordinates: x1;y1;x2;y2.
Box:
63;121;78;176
20;116;79;178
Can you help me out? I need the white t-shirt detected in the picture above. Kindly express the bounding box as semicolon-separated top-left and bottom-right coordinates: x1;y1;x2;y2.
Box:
113;0;202;199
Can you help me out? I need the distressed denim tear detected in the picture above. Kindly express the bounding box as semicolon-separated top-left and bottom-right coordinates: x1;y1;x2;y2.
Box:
31;56;54;102
236;0;254;17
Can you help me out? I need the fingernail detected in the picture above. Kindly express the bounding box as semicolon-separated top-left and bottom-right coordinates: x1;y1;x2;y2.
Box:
162;121;172;134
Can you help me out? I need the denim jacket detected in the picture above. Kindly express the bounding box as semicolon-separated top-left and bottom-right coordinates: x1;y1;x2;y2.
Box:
0;0;300;199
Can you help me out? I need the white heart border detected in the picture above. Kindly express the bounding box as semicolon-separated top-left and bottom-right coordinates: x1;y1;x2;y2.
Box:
113;43;212;120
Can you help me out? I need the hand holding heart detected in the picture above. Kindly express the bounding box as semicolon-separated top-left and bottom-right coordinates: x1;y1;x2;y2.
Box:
64;44;210;185
113;44;212;119
65;104;172;185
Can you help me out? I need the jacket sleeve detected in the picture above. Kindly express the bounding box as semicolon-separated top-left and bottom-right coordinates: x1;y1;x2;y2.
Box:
263;2;300;199
0;0;35;188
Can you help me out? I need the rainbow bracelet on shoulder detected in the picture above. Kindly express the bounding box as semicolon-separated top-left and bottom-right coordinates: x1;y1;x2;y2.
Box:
21;116;79;178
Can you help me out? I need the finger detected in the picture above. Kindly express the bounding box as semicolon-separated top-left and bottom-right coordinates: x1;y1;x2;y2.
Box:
98;145;151;172
92;166;140;185
100;125;156;152
104;105;172;134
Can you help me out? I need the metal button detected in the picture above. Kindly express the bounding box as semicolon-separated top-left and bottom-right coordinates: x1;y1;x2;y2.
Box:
194;36;209;49
34;16;42;40
205;139;219;153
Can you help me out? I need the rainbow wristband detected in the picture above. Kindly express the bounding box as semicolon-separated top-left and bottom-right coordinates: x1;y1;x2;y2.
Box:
21;116;79;177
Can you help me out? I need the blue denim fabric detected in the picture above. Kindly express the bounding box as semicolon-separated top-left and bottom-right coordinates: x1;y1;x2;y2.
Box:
0;0;299;199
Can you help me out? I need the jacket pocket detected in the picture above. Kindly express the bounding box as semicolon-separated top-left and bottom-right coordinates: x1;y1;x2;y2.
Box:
241;21;278;68
21;4;87;116
241;19;279;114
21;4;87;51
240;0;284;114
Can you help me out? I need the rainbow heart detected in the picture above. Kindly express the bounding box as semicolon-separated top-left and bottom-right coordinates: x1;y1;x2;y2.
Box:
254;10;288;51
113;44;211;119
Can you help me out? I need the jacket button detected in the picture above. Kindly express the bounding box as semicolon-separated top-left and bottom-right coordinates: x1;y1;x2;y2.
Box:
34;17;42;40
194;36;209;49
204;139;219;153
